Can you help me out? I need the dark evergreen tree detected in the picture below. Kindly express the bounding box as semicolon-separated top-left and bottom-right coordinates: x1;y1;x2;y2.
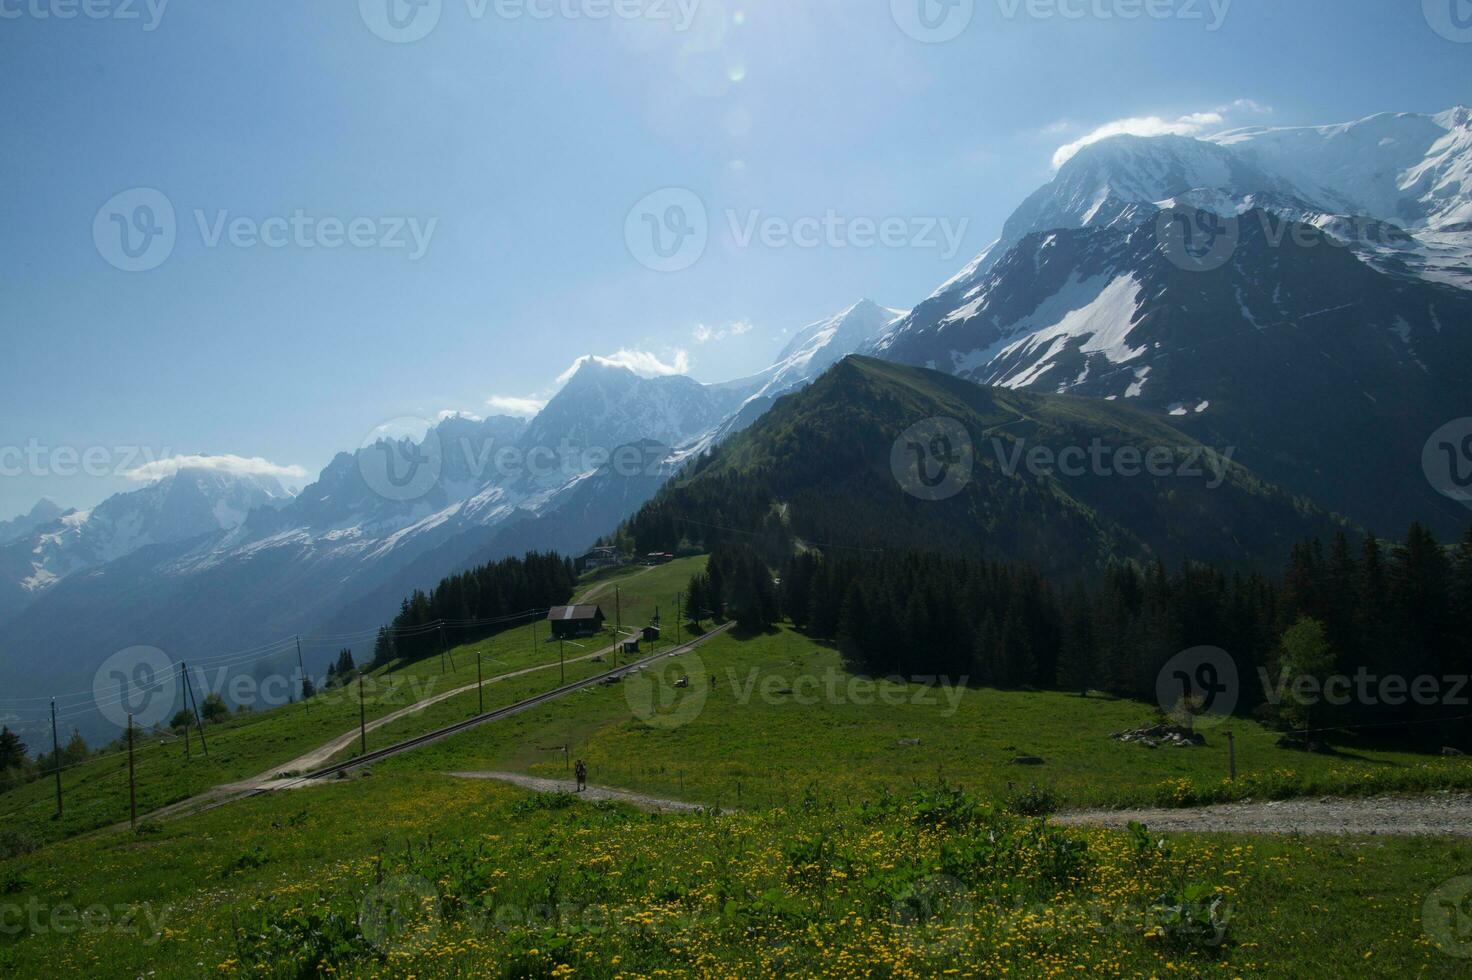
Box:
0;726;26;770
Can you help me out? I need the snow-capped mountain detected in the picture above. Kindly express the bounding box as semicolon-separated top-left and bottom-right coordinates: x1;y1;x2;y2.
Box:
0;468;291;620
738;300;908;405
521;358;746;454
706;300;908;443
0;307;882;739
0;498;67;547
873;107;1472;538
902;107;1472;315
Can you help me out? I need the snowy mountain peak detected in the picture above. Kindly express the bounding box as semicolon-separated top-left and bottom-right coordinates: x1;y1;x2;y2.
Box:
776;299;908;364
560;355;643;389
928;106;1472;304
0;498;68;547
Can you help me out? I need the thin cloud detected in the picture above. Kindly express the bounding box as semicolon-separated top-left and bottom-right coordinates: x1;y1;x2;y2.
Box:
693;320;754;344
556;348;692;385
1052;100;1272;168
484;395;547;417
122;454;309;483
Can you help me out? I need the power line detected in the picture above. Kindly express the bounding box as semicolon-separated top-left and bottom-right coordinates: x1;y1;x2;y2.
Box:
0;608;553;711
673;516;885;555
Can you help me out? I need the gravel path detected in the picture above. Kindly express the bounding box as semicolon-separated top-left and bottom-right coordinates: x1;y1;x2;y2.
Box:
448;771;713;813
1052;793;1472;837
124;635;636;826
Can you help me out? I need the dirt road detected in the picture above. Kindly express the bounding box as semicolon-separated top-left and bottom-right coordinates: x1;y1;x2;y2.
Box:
447;771;712;813
1052;793;1472;837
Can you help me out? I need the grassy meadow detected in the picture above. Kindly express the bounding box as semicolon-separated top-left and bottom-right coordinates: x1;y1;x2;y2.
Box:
374;624;1472;812
1;770;1469;977
0;557;703;846
3;555;1472;977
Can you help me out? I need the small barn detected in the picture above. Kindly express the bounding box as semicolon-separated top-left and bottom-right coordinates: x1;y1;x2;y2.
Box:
641;625;661;643
546;605;606;638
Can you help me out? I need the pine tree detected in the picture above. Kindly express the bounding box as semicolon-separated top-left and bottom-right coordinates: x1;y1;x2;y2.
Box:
1455;526;1472;642
685;573;707;625
706;560;726;620
63;729;88;765
0;726;26;770
836;582;870;670
1056;592;1095;696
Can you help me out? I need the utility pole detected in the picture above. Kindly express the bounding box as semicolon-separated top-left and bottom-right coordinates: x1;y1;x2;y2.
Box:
438;621;456;673
558;635;565;686
1227;729;1236;781
358;674;367;756
182;662;208;757
615;585;622;660
127;713;137;830
676;591;682;648
295;636;309;713
50;698;62;820
476;648;484;713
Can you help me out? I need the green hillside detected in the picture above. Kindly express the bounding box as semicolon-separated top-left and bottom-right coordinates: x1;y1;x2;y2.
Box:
622;357;1344;575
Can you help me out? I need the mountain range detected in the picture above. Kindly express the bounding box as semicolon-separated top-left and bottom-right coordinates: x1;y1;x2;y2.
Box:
622;355;1343;574
3;105;1467;742
871;107;1472;537
0;299;900;741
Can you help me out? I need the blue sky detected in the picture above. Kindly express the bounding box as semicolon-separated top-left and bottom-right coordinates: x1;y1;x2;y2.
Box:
1;0;1468;519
